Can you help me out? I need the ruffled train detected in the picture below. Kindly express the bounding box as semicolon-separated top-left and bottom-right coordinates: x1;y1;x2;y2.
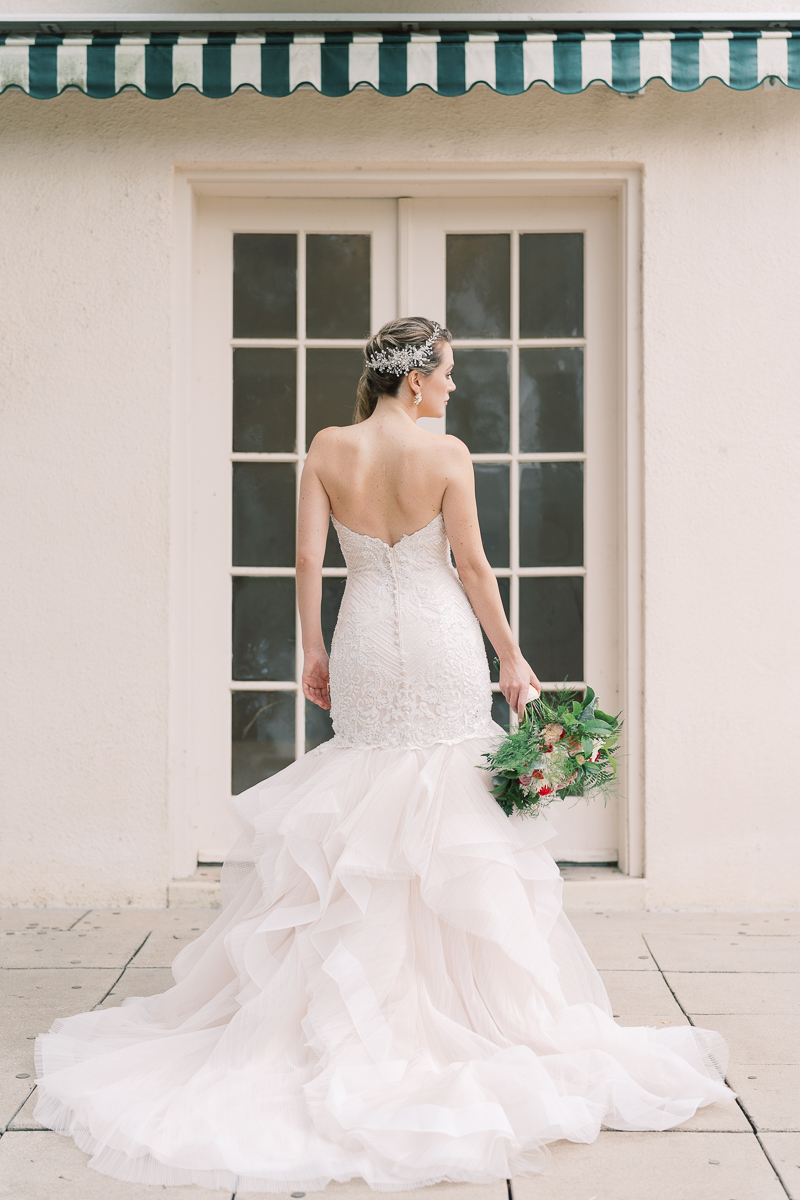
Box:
35;735;733;1190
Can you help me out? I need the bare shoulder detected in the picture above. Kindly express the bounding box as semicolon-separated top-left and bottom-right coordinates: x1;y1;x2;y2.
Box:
307;425;358;460
437;433;472;470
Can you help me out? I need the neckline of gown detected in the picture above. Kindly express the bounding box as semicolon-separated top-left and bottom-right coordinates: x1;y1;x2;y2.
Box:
331;510;444;550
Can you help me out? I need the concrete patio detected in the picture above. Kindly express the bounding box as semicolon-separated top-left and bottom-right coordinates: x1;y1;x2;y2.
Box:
1;906;798;1200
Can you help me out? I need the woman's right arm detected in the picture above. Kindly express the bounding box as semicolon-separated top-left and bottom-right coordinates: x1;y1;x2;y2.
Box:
441;437;541;718
296;439;334;710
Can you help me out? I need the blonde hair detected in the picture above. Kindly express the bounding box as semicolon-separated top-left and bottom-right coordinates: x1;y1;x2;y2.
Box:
354;317;452;423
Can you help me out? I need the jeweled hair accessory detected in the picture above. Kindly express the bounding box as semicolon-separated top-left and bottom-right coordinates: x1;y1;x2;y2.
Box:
366;324;442;375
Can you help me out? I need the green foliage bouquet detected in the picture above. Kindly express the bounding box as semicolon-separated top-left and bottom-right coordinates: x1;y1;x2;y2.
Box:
483;684;622;818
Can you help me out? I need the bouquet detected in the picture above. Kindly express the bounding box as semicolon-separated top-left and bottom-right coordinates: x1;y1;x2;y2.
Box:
483;683;622;818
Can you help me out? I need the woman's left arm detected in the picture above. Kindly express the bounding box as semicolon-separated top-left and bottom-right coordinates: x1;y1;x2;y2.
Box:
296;440;333;710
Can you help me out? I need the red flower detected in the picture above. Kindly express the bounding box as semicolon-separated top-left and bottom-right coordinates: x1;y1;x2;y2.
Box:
538;785;553;796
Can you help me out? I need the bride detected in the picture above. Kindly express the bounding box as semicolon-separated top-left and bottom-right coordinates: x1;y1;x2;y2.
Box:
35;317;732;1191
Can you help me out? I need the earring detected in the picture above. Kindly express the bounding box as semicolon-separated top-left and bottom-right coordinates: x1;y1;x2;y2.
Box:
414;391;422;406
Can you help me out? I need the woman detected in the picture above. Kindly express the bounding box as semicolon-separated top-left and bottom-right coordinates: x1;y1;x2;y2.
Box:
35;318;732;1191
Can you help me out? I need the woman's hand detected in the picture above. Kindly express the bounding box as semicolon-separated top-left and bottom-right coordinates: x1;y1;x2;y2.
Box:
500;651;541;720
302;648;331;710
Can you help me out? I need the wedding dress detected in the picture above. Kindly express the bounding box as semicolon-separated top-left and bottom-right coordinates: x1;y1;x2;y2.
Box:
35;511;732;1191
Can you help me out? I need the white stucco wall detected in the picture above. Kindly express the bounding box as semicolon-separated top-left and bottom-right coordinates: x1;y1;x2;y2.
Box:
0;80;798;908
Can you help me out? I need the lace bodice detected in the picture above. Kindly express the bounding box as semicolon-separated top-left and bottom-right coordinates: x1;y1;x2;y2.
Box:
328;511;496;749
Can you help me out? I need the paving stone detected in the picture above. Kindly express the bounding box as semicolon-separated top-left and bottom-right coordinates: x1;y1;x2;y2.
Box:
672;1098;751;1132
239;1184;507;1200
572;912;800;937
70;908;219;935
131;926;212;969
0;911;85;934
0;969;118;1130
0;968;118;1008
0;927;150;970
598;970;685;1018
646;933;800;973
570;931;658;972
759;1132;800;1200
6;1087;45;1131
727;1065;800;1131
512;1130;786;1199
0;1130;234;1199
710;1015;800;1065
669;972;800;1015
95;966;174;1008
614;1011;690;1027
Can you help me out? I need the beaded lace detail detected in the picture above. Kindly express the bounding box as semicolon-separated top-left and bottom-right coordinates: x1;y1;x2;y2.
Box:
328;512;496;750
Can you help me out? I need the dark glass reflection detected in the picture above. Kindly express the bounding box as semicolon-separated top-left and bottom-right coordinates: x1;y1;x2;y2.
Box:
232;691;295;794
324;519;346;569
232;462;296;567
519;233;584;339
519;462;583;567
306;234;371;339
519;577;583;683
233;348;296;453
519;348;583;454
305;700;335;753
446;234;510;338
321;578;346;651
491;692;510;728
232;577;295;681
482;576;510;681
474;464;510;569
233;233;297;339
446;349;510;453
306;349;362;445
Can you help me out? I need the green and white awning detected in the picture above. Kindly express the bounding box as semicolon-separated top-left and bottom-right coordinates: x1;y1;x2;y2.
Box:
1;29;798;98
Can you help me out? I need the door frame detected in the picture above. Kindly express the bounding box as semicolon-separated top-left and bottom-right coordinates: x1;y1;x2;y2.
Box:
171;163;644;880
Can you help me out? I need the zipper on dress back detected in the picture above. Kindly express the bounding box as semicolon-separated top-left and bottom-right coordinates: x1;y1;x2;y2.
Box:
388;545;404;657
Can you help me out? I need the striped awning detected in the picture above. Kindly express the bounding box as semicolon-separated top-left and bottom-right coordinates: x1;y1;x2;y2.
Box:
1;29;798;98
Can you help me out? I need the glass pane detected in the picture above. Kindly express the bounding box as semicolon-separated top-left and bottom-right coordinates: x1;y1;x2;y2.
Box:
519;348;583;453
482;576;510;681
232;577;295;681
305;700;334;753
233;233;296;339
233;348;296;454
321;578;346;651
519;233;584;339
519;577;583;684
306;349;362;445
474;463;509;569
446;234;510;338
232;691;294;794
324;519;346;569
491;692;510;729
232;462;296;568
306;234;371;339
446;349;510;453
519;462;583;568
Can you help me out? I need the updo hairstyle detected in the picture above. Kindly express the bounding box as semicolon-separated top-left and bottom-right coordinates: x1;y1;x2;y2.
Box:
354;317;452;423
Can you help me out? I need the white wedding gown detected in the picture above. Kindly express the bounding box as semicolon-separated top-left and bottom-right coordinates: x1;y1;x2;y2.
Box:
35;512;733;1191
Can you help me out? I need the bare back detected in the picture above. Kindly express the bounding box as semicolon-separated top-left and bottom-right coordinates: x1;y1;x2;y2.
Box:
310;416;457;546
296;401;538;718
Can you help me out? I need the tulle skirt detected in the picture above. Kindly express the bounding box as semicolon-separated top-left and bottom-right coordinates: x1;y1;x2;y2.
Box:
34;735;733;1190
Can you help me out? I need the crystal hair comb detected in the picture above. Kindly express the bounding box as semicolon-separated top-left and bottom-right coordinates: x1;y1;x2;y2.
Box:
365;323;442;375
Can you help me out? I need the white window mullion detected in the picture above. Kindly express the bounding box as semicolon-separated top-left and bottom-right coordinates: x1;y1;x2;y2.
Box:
509;231;520;662
230;680;298;692
295;231;307;762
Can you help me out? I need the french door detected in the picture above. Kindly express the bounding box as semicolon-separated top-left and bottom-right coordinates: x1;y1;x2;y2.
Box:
191;194;621;865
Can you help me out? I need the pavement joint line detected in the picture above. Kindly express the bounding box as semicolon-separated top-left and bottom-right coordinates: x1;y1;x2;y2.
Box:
642;933;793;1199
2;1084;36;1134
91;930;153;1010
66;908;92;931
